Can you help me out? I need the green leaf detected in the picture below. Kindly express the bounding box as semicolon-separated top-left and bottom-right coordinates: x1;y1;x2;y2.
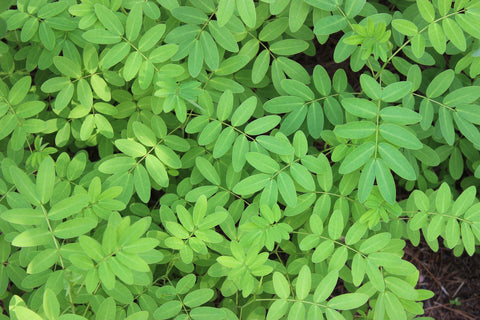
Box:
115;139;147;158
132;121;157;147
217;90;233;121
8;76;31;105
314;15;347;36
270;39;309;56
155;145;182;169
426;69;454;98
184;289;214;308
217;0;235;26
1;208;44;225
273;272;290;299
246;152;280;174
435;182;451;213
359;232;391;254
256;135;294;155
99;156;136;174
172;6;208;24
328;210;344;240
339;142;375;174
190;307;226;320
53;56;81;79
237;0;256;28
392;19;418;36
290;163;315;191
381;81;412;102
145;155;169;187
264;96;304;114
14;306;43;320
124;51;143;81
94;4;124;36
233;174;271;195
313;65;331;96
196;157;220;185
54;217;97;239
375;158;396;204
379;107;421;125
341;98;377;118
296;265;311;300
12;228;51;247
134;164;151;203
360;74;381;100
36;157;55;204
304;0;337;10
417;0;435;23
209;21;238;52
138;24;166;52
245;115;281;135
126;3;142;41
313;270;338;303
328;293;368;310
379;123;422;150
277;172;297;207
384;291;407;320
334;121;376;139
43;288;60;320
378;142;416;180
461;222;475;256
91;75;111;101
154;300;182;320
27;249;58;274
358;158;375;203
438;107;454;145
102;43;130;70
344;0;366;18
385;277;418;300
451;186;476;217
428;22;446;54
442;18;466;51
10;166;40;206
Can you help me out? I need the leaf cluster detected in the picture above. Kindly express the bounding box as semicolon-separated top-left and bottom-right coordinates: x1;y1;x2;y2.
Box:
0;0;479;319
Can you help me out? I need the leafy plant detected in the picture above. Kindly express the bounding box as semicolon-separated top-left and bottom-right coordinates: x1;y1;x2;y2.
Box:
0;0;479;319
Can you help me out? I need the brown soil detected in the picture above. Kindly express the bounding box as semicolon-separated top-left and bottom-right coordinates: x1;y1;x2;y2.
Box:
405;240;480;319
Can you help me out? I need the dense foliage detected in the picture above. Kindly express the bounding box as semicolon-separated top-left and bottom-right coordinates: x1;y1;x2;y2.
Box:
0;0;480;319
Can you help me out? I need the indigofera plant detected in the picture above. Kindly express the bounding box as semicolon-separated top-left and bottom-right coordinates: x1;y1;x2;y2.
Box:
0;0;479;319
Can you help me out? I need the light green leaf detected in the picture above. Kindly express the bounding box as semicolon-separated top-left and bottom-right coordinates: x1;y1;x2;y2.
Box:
428;22;446;54
417;0;435;23
339;142;375;174
435;182;451;213
12;229;51;247
375;158;396;204
115;139;147;158
27;249;58;274
273;272;290;299
426;69;454;98
341;98;377;118
246;152;279;174
277;172;297;207
8;76;31;105
296;265;311;300
94;4;124;36
184;289;214;308
237;0;256;28
54;217;97;239
314;15;347;36
381;81;412;102
233;174;271;195
378;142;416;180
392;19;418;36
196;157;220;185
334;121;376;139
313;270;338;303
379;123;422;150
328;293;368;310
